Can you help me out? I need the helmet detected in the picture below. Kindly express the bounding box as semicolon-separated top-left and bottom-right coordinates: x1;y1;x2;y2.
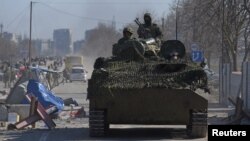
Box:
144;13;151;18
123;27;133;34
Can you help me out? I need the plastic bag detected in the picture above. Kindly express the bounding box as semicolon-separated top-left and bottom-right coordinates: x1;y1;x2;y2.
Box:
27;79;64;111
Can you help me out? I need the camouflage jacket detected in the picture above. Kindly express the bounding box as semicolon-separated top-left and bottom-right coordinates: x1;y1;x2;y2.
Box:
117;37;131;45
137;23;162;39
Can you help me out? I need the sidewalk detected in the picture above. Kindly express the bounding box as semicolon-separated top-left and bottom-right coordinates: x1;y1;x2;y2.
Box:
208;102;237;125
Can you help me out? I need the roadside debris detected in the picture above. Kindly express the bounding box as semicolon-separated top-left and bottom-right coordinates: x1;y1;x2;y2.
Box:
7;94;57;130
227;96;250;124
58;106;86;120
0;90;7;95
25;79;64;111
1;67;86;130
63;98;79;106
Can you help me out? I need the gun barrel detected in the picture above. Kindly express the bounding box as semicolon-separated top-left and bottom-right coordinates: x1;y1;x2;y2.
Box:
134;19;141;26
137;20;141;24
134;18;147;38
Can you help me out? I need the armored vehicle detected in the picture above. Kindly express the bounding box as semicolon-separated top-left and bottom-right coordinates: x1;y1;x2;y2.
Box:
87;39;208;138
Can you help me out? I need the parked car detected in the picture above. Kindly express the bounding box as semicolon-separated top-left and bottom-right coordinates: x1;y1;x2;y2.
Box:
69;67;87;82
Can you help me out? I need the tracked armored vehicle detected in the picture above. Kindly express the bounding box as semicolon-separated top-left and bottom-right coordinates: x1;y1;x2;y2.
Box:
87;39;208;138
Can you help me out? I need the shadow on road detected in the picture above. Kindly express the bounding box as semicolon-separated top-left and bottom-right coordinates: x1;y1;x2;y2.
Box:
55;92;87;95
3;127;206;141
105;127;191;140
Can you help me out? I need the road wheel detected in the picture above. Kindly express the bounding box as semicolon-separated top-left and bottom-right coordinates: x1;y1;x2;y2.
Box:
187;110;207;138
89;110;108;137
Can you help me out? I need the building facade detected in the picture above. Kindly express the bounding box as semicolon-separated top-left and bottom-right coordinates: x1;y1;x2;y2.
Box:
73;40;85;54
53;29;72;56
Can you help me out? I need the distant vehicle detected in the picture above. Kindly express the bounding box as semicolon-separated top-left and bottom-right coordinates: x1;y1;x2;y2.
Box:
72;64;84;68
69;66;87;82
65;55;84;71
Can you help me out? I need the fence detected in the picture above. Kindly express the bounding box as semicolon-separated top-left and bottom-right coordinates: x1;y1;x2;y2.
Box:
219;61;250;110
242;62;250;110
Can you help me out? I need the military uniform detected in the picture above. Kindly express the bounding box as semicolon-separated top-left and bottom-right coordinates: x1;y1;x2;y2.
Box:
117;37;131;45
137;13;162;40
137;24;162;39
118;27;134;45
136;13;162;57
113;27;134;56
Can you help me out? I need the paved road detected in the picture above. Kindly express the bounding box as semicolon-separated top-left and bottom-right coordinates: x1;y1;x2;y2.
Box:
0;82;209;141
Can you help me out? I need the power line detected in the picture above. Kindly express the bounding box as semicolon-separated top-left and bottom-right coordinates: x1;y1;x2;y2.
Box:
38;2;128;25
12;12;29;33
5;5;30;29
43;2;172;5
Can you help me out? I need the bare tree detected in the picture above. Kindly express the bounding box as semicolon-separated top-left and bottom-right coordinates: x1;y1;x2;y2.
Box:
164;0;249;71
163;0;222;68
242;0;250;61
17;38;31;60
0;37;18;61
82;23;121;58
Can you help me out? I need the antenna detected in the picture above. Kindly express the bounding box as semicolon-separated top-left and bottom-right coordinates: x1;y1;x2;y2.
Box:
29;1;33;64
176;0;180;40
161;17;164;32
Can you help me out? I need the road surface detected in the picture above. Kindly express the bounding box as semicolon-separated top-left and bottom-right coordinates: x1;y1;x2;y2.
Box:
0;82;210;141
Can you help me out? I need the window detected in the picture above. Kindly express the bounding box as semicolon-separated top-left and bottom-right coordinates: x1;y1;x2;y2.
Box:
72;69;84;73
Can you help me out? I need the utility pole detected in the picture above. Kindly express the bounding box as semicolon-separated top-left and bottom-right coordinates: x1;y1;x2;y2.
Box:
220;0;225;104
222;0;225;63
176;0;180;40
29;1;33;64
0;23;3;37
162;17;165;33
193;7;197;42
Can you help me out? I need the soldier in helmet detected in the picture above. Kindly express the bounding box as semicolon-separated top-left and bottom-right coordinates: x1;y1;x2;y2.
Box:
137;13;162;41
113;27;134;56
118;27;134;45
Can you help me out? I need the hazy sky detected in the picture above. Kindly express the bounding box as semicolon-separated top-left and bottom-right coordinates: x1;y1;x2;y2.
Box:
0;0;174;41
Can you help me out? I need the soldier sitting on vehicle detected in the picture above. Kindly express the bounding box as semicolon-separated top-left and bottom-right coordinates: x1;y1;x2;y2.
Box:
113;27;134;56
112;27;145;61
118;27;134;45
137;13;162;42
135;13;162;57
